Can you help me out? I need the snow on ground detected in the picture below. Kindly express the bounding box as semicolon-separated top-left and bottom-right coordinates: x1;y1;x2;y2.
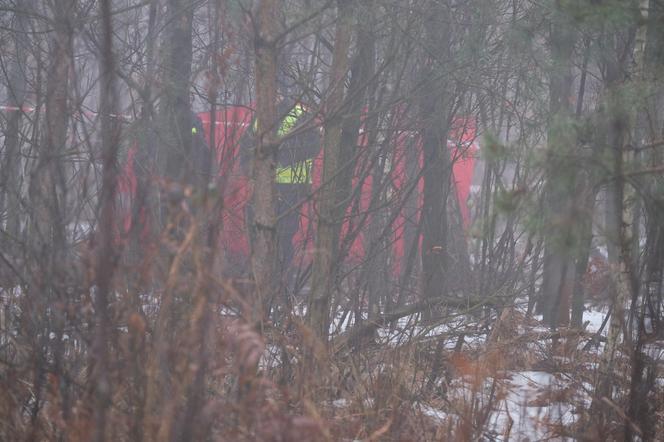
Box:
582;307;609;335
387;302;611;440
530;304;610;337
412;370;586;441
375;314;487;349
485;371;579;441
249;298;657;440
415;403;449;424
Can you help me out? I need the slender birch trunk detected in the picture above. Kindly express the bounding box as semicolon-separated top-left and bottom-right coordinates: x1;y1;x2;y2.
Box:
307;0;354;343
597;0;650;411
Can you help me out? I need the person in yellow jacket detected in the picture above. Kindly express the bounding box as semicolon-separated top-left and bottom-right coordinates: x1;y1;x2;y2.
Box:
242;99;320;281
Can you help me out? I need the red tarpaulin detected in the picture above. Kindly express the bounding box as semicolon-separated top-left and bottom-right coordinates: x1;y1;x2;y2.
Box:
118;107;477;275
198;108;253;259
388;117;478;276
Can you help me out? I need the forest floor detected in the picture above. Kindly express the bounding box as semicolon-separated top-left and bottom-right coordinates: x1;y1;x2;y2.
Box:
290;301;664;441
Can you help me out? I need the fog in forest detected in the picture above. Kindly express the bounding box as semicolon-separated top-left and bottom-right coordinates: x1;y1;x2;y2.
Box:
0;0;663;440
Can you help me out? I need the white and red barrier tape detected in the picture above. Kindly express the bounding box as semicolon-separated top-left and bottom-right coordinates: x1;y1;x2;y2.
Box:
1;105;251;126
0;105;133;121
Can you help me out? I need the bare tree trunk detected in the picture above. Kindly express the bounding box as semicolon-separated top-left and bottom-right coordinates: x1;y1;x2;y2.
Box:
0;4;30;257
337;3;373;230
173;4;224;438
250;0;280;323
571;41;595;329
129;0;159;274
540;0;577;329
596;1;650;428
627;2;664;437
24;1;74;436
91;1;121;440
156;0;195;219
419;4;452;318
571;173;597;328
142;2;195;438
307;0;353;343
396;136;422;303
338;4;375;324
29;0;72;260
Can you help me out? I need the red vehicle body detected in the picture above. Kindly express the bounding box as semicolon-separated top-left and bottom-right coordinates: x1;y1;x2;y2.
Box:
118;106;478;275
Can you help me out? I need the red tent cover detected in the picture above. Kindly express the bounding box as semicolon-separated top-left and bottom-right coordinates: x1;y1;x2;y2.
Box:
198;108;253;260
389;117;478;275
118;107;477;275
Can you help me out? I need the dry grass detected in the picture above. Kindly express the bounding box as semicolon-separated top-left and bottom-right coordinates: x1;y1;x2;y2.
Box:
0;196;662;441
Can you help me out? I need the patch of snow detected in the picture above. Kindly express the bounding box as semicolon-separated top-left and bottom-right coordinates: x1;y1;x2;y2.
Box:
329;311;357;334
486;371;578;441
416;403;449;423
582;306;609;335
596;246;608;260
332;398;349;408
259;344;282;370
645;343;664;361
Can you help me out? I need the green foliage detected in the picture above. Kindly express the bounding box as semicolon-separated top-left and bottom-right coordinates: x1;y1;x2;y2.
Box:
561;0;639;29
494;186;527;214
481;132;507;162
